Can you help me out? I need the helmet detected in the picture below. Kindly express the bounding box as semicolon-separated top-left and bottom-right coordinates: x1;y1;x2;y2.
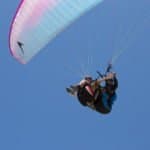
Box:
84;76;92;81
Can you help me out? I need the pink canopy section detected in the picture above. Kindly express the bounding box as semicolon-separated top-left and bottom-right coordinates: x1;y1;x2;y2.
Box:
9;0;103;64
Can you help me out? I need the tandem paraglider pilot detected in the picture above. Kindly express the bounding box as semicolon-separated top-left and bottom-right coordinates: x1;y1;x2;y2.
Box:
66;66;118;114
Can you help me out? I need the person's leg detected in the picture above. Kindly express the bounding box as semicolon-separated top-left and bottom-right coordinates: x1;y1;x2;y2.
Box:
66;85;79;96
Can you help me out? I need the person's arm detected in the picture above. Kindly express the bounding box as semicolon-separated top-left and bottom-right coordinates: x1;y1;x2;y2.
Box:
85;85;94;96
96;72;116;84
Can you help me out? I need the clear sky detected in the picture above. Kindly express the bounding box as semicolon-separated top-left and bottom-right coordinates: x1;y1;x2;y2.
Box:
0;0;150;150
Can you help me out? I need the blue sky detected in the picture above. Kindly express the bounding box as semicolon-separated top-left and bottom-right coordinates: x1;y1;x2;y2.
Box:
0;0;150;150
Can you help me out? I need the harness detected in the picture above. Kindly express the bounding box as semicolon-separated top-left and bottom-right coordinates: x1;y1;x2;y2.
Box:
77;77;117;114
77;84;110;114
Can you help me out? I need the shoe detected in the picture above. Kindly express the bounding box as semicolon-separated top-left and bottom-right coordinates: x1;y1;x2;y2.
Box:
66;88;75;95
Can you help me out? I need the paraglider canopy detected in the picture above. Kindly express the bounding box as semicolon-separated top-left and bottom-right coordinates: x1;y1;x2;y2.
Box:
9;0;103;64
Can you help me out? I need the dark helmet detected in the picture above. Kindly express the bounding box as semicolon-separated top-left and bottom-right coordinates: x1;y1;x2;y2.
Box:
84;76;92;81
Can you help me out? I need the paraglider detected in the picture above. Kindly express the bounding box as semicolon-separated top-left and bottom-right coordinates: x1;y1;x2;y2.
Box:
9;0;119;114
66;64;118;114
9;0;103;64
